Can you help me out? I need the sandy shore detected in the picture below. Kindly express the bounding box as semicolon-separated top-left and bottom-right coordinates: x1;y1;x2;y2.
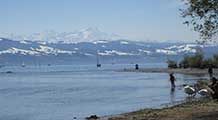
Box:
121;68;218;75
103;99;218;120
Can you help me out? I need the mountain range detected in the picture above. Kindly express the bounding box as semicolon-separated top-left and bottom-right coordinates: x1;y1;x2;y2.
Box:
0;28;217;65
0;37;217;65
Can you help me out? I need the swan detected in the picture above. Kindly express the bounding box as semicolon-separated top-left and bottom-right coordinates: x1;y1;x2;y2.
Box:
184;85;196;96
198;89;210;96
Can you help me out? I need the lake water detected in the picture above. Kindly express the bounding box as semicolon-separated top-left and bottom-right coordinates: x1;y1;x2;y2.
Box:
0;63;209;120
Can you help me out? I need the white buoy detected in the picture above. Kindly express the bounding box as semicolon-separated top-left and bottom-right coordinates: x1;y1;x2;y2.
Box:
198;89;209;96
184;85;196;96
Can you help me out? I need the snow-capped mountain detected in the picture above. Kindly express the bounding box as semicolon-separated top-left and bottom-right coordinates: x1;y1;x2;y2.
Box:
0;38;217;65
1;28;121;43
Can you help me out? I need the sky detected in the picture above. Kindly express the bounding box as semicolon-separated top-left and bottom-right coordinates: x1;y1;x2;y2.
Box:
0;0;199;42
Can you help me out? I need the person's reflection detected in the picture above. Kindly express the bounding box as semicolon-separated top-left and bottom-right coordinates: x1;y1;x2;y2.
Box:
170;87;175;104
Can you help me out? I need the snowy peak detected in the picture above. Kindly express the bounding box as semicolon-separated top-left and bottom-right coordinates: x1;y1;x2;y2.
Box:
76;27;120;41
1;28;122;43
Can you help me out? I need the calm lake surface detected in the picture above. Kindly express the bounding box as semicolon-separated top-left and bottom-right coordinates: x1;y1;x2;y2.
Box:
0;63;209;120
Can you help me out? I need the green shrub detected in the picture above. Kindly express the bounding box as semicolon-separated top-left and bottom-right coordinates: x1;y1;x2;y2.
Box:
189;53;204;68
179;56;189;68
202;58;213;68
179;53;218;69
167;59;178;68
179;53;204;68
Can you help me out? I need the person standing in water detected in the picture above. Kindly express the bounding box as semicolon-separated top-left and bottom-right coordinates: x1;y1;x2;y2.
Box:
135;64;139;70
169;73;176;89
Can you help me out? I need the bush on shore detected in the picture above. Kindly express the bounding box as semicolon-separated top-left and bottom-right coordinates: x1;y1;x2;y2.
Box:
167;59;178;68
168;53;218;69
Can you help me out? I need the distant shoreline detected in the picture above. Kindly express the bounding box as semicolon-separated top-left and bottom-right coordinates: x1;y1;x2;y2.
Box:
120;68;218;75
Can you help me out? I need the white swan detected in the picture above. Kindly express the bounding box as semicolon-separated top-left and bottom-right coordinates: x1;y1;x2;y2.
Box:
184;85;196;96
198;89;210;96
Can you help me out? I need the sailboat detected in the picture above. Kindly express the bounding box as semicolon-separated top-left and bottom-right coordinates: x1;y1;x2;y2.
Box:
96;51;101;68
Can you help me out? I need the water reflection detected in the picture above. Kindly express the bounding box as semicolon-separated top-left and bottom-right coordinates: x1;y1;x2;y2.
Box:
170;87;175;104
185;96;196;102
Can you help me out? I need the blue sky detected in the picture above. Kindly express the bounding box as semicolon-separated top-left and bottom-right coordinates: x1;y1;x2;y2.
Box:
0;0;198;42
